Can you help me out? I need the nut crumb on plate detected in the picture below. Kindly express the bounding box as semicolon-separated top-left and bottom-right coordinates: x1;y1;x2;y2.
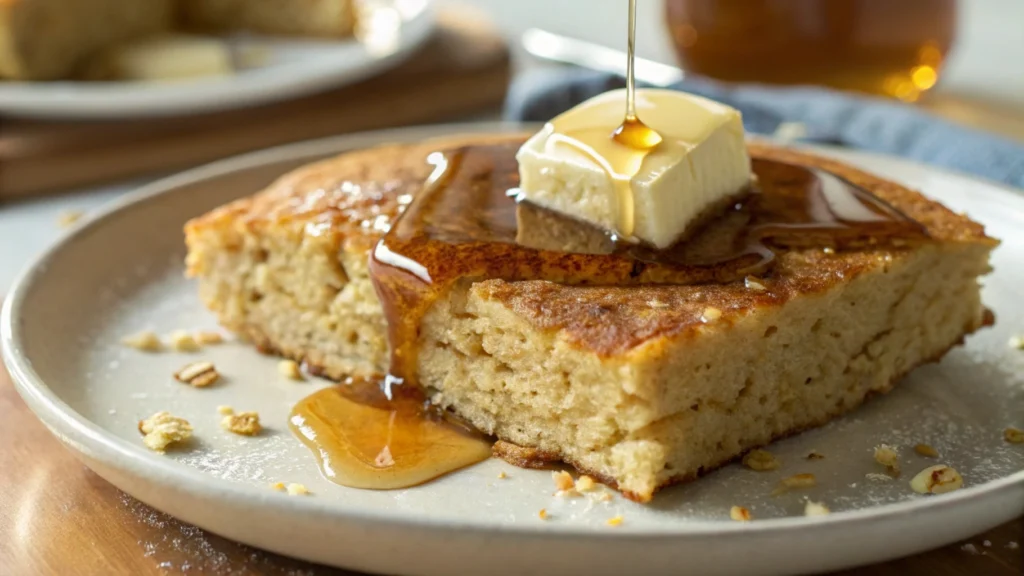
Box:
122;331;162;352
138;411;192;452
575;475;596;492
1009;336;1024;349
168;330;200;352
194;331;224;345
497;471;507;479
217;405;234;415
278;359;304;381
220;411;261;436
805;450;825;460
538;508;548;520
742;449;781;471
804;501;830;516
866;473;892;482
174;361;219;387
873;444;900;474
285;483;309;496
914;443;939;457
1004;427;1024;444
606;515;624;527
772;473;816;495
552;470;574;491
910;465;963;494
270;482;285;491
729;506;751;521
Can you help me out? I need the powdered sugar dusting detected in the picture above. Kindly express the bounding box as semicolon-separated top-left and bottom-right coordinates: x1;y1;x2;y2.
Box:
119;493;320;575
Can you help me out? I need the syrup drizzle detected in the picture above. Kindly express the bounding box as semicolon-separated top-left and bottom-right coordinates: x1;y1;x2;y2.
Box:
370;143;928;390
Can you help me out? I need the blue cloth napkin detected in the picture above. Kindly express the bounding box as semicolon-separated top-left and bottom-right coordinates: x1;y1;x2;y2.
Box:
503;68;1024;190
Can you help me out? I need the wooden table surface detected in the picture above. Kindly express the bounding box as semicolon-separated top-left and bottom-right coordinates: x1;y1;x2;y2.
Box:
0;363;1020;575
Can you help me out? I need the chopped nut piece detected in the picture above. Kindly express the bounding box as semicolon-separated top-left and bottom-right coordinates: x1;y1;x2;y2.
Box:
742;449;781;471
278;359;304;381
194;331;224;345
804;501;830;516
497;471;507;479
866;473;893;482
58;211;84;228
910;465;964;494
174;361;219;387
1009;336;1024;350
1004;427;1024;444
538;508;548;520
914;443;939;457
138;411;193;452
874;444;900;474
606;515;624;527
805;450;825;460
168;330;200;352
575;475;596;492
270;482;285;491
285;483;309;496
552;470;574;491
122;331;162;352
555;489;582;498
729;506;752;522
744;276;767;292
773;473;817;495
220;411;261;436
701;307;723;323
217;405;234;415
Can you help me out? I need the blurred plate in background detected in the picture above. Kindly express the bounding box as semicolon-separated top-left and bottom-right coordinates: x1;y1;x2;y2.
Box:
0;0;434;120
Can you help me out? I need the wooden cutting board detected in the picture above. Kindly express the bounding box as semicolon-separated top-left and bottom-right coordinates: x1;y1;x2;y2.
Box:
0;10;510;199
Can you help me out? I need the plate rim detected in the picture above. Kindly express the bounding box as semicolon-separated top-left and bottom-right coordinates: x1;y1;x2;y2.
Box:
0;0;435;120
3;122;1023;540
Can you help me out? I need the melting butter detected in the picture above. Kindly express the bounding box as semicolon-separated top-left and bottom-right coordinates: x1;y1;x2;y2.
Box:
517;88;753;248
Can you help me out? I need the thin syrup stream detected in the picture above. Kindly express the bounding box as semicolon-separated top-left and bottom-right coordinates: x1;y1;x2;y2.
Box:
624;0;639;122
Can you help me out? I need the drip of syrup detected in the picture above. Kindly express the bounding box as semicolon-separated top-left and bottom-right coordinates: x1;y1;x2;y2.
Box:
289;380;492;490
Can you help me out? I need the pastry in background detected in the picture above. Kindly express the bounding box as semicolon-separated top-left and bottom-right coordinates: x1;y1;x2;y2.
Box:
78;34;234;81
0;0;174;80
178;0;356;38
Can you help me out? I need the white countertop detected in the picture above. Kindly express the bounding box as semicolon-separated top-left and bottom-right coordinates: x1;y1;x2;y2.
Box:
2;0;1023;292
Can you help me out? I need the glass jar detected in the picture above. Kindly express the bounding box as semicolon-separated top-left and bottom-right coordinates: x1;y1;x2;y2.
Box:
665;0;957;101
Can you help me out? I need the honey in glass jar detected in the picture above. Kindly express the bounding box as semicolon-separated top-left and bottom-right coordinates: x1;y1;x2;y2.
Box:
664;0;957;101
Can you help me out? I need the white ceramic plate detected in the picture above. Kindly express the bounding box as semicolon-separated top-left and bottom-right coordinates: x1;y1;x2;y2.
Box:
3;124;1023;576
0;0;434;120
